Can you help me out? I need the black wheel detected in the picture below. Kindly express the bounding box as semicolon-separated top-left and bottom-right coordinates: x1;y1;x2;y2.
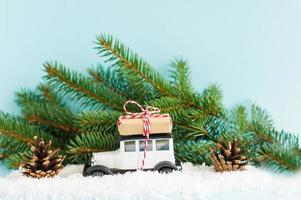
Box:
90;170;106;177
83;163;91;171
158;167;173;174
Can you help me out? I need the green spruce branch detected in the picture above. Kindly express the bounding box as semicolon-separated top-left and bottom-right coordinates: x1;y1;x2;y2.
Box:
16;89;77;133
0;33;299;173
95;34;175;98
44;62;125;111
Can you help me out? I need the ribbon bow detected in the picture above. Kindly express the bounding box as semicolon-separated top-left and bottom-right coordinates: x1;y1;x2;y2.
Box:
122;100;161;137
118;100;162;170
122;100;161;116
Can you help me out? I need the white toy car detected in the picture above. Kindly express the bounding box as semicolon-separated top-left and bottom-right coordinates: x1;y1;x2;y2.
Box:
83;133;181;176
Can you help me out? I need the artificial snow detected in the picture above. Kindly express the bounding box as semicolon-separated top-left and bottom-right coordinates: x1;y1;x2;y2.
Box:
0;163;300;200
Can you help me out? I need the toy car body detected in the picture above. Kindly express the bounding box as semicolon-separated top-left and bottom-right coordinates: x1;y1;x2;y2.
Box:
83;134;180;176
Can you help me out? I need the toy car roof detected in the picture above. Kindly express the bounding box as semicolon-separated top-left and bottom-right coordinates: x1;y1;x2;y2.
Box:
119;133;172;141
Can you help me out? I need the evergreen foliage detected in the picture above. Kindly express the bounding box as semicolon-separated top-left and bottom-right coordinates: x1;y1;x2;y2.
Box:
0;33;300;173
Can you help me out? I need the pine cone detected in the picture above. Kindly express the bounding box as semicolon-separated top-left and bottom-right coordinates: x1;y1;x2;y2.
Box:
20;136;65;178
211;140;248;172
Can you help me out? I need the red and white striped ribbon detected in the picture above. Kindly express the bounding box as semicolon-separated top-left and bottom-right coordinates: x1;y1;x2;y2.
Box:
117;100;169;170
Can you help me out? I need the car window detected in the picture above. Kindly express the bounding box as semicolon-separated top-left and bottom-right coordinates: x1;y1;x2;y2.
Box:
156;139;169;151
124;141;136;152
139;140;153;152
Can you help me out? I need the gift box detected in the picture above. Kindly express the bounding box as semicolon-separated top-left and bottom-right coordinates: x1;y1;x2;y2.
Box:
117;114;172;136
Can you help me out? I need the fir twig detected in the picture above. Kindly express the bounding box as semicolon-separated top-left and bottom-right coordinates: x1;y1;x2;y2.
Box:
0;113;59;146
16;89;78;133
169;58;192;93
44;62;125;111
95;34;176;97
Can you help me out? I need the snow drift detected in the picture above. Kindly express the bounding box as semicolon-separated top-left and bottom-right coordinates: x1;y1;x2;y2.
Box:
0;163;300;200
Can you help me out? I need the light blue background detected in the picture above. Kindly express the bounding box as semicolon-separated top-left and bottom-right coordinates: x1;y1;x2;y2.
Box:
0;0;300;174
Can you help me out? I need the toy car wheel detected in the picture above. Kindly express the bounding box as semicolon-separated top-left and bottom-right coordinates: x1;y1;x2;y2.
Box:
158;167;173;174
91;170;106;177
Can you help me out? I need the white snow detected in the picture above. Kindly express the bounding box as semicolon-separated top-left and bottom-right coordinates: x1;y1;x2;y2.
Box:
0;163;300;200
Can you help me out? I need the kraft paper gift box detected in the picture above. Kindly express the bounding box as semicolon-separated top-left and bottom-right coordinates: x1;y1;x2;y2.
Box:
117;114;173;136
